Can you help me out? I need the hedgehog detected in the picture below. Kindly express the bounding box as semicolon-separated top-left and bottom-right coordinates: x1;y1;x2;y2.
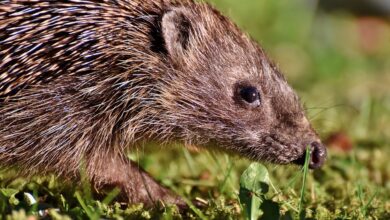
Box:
0;0;327;207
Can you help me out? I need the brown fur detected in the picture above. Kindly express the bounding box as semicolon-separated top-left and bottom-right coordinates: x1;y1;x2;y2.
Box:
0;0;326;207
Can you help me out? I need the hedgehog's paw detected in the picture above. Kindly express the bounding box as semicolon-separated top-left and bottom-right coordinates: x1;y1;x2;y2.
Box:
86;153;187;209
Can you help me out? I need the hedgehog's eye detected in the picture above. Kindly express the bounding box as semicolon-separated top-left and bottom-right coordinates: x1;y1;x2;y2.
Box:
239;86;261;106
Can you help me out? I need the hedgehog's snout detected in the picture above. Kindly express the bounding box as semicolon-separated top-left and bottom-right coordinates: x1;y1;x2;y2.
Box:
293;141;327;169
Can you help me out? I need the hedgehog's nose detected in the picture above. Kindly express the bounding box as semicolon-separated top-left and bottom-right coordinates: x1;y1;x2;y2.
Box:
308;141;327;169
294;141;327;169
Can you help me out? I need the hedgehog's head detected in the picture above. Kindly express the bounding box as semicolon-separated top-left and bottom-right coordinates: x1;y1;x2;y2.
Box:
151;4;326;168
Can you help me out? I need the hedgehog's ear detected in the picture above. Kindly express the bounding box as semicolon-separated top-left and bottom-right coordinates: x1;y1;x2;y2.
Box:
161;8;192;59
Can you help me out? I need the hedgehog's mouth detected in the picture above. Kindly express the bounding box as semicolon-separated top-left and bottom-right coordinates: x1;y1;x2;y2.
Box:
240;135;327;169
195;133;326;169
261;133;327;169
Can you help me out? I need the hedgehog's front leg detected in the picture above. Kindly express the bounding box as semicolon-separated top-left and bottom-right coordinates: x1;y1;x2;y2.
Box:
86;152;185;208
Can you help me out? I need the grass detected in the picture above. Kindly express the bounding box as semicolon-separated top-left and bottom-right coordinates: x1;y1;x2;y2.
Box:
1;0;390;219
298;146;311;216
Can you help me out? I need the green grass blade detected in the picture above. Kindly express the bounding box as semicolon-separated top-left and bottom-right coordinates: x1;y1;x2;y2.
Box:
298;146;311;216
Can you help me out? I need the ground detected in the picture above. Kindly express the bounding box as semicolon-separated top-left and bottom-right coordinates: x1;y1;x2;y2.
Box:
0;0;389;219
